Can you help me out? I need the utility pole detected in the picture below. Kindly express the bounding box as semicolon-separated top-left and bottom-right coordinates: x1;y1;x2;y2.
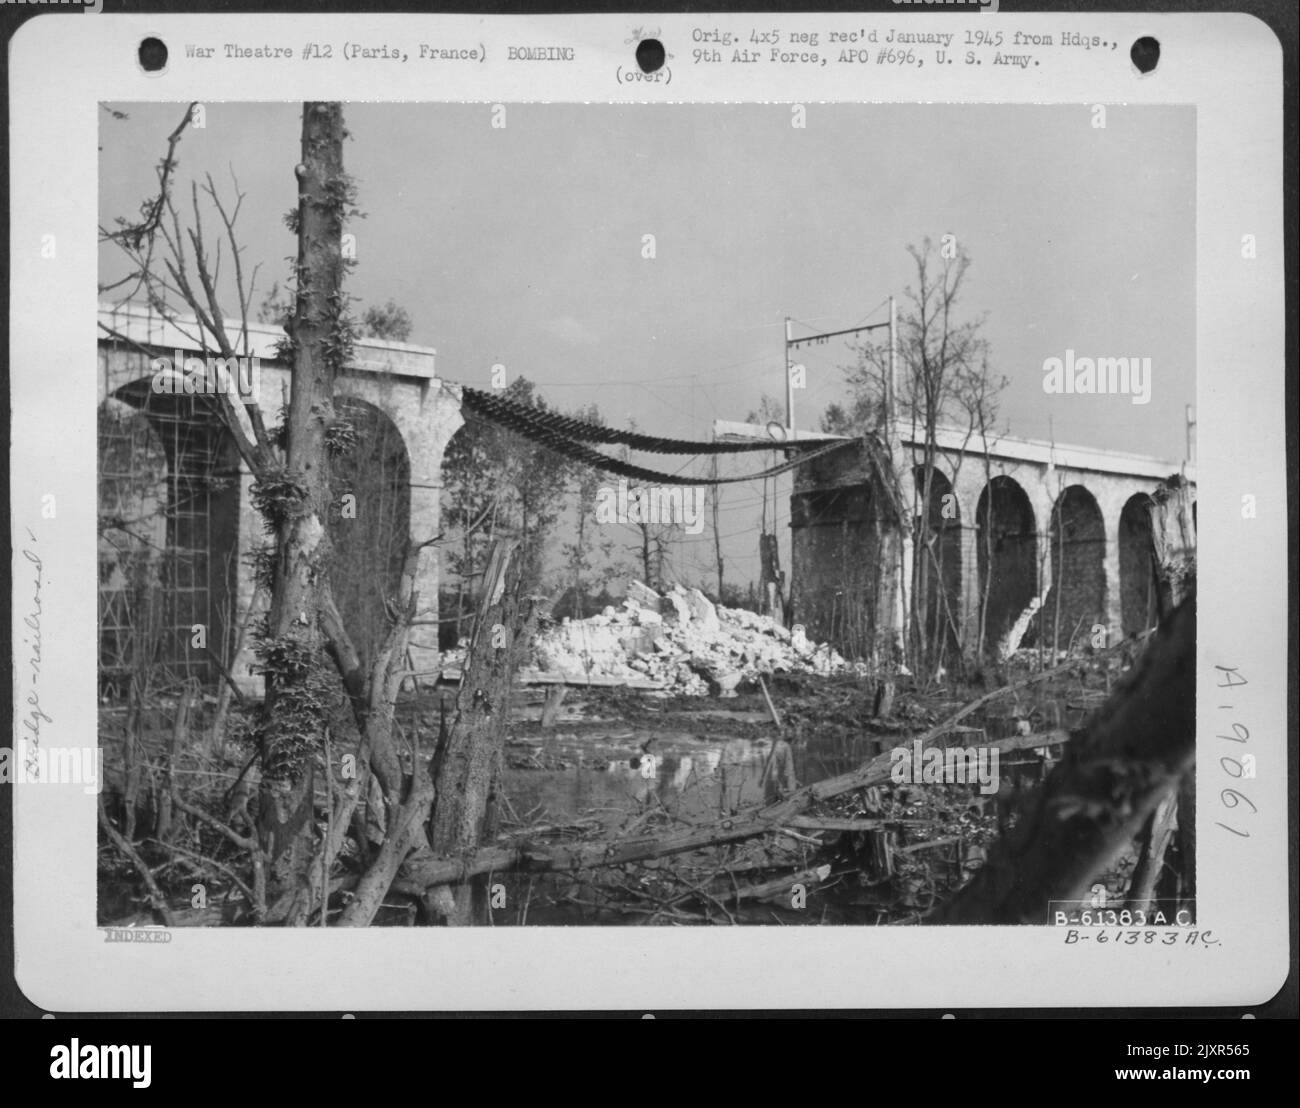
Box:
884;293;908;689
711;446;724;600
784;311;893;433
886;295;897;432
784;316;795;438
1185;404;1196;466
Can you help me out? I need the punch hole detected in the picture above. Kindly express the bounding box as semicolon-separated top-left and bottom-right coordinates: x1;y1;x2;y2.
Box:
138;37;169;74
1130;36;1159;75
635;38;665;73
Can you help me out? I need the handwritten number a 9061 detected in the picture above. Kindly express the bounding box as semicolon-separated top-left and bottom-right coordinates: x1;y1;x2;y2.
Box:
1215;665;1254;839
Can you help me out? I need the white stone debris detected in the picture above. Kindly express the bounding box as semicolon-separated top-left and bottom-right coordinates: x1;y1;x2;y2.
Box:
998;593;1046;661
525;582;865;695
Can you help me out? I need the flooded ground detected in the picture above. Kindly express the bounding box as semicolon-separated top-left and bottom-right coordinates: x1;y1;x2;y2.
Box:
492;676;1085;835
502;724;884;830
99;667;1117;926
501;697;807;826
442;672;1112;927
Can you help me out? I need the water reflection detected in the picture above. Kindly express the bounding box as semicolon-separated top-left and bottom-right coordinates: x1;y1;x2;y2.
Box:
501;703;1043;829
505;733;777;827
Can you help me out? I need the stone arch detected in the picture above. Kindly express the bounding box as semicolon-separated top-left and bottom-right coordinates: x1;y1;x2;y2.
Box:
1119;493;1159;635
974;476;1038;653
911;465;962;663
97;384;241;694
327;395;412;668
1042;484;1107;651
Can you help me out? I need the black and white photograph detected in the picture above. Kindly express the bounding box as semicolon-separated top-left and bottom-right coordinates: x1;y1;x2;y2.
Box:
92;98;1197;929
4;8;1288;1018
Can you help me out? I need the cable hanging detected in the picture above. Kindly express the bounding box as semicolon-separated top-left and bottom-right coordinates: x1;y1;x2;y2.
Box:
459;385;798;455
457;401;858;487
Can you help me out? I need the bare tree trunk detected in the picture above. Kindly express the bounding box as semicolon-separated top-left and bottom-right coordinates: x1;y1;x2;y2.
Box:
1126;794;1178;913
211;586;261;759
455;577;466;644
256;102;351;894
1052;480;1065;657
571;499;588;619
640;526;653;589
759;533;786;626
426;539;539;924
913;455;932;675
977;449;995;661
122;677;143;842
154;684;192;843
712;457;724;599
1133;474;1198;912
1148;475;1196;616
867;436;907;716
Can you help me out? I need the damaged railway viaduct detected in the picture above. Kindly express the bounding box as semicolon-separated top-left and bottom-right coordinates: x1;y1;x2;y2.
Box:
710;417;1197;669
98;299;1195;704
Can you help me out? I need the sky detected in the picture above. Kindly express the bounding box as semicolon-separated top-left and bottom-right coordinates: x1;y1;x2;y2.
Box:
100;101;1195;592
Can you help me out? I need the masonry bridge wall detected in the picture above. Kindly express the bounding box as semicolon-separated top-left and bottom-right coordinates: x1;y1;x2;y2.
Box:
97;304;462;697
791;422;1195;662
98;300;1195;692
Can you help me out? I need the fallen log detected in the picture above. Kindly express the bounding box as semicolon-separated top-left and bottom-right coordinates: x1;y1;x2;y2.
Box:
898;836;961;855
725;864;832;905
785;816;927;832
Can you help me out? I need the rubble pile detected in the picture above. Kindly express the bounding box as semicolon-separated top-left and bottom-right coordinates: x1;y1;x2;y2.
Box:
527;582;865;695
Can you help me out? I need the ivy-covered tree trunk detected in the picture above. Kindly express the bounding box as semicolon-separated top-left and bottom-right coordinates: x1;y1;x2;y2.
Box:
256;103;353;910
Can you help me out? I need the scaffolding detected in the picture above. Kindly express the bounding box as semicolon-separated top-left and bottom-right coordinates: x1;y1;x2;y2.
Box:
98;367;240;697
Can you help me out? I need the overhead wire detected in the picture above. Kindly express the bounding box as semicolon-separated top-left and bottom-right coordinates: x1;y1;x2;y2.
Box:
457;384;857;487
